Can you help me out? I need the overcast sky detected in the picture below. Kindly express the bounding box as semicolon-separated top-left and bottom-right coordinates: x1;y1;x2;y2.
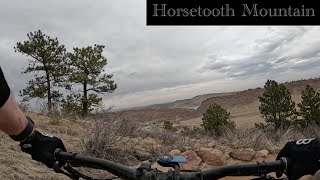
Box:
1;1;320;110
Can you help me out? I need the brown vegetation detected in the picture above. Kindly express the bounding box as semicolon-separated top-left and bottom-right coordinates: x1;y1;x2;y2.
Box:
3;78;320;179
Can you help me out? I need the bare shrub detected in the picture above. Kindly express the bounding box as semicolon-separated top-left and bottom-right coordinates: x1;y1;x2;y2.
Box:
60;108;81;121
37;100;60;115
17;101;29;112
266;126;303;146
82;115;138;165
115;119;140;138
180;125;210;138
169;136;203;151
62;123;79;136
217;124;317;153
38;101;48;115
218;126;274;151
300;122;320;139
142;128;179;146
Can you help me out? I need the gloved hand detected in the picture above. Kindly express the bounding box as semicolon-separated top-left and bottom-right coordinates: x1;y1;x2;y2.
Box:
19;130;66;168
276;138;320;180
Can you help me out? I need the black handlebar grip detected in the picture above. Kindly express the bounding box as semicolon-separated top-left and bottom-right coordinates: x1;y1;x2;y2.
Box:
54;148;63;161
280;157;292;172
54;148;75;161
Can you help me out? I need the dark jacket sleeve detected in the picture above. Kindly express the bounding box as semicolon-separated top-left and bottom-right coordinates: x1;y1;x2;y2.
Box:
0;67;10;108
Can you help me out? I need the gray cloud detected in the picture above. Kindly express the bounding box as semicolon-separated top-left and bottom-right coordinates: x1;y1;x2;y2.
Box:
1;1;320;109
290;58;320;71
200;61;228;71
199;27;320;82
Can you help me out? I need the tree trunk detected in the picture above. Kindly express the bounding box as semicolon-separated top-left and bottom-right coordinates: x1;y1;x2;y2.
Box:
46;72;52;113
278;113;282;130
82;82;88;117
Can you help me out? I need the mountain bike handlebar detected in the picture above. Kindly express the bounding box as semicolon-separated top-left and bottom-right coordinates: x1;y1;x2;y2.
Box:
54;149;291;180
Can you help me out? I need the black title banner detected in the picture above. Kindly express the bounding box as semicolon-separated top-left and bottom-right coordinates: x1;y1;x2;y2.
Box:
147;0;320;25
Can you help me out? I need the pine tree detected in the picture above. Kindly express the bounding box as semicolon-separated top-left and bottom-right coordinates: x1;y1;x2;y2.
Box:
60;94;83;116
258;79;296;129
15;30;68;112
66;44;117;117
202;103;235;133
297;85;320;125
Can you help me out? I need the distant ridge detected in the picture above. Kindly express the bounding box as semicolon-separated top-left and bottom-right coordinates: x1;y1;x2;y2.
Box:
143;92;236;109
108;77;320;125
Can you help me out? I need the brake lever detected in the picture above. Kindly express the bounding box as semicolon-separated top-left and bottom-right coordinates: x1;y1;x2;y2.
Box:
53;162;81;180
53;162;118;180
63;164;94;180
250;175;289;180
53;162;96;180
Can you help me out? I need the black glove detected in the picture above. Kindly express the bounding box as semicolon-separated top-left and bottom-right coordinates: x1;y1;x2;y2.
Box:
19;130;67;168
276;138;320;180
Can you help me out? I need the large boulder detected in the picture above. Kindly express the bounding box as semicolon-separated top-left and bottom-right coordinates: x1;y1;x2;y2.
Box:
180;150;202;170
256;149;269;158
169;149;181;156
223;147;234;160
132;150;153;161
151;162;174;172
207;142;216;148
230;148;255;161
196;148;226;167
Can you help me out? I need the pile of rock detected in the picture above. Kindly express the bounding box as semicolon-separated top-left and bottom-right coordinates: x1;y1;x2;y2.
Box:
147;142;272;171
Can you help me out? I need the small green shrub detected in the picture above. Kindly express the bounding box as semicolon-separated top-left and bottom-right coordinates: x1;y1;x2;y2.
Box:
163;121;173;130
201;103;235;135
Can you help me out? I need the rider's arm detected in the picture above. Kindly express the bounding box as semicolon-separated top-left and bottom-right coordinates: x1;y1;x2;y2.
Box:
0;66;66;168
0;95;29;137
0;67;30;138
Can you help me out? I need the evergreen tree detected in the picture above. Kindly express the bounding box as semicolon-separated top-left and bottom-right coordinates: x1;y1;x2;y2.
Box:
15;30;68;112
202;103;235;133
258;79;296;129
297;85;320;125
66;44;117;116
60;94;83;116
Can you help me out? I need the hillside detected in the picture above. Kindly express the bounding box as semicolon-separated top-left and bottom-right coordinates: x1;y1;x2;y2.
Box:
108;108;195;123
145;92;236;109
111;78;320;129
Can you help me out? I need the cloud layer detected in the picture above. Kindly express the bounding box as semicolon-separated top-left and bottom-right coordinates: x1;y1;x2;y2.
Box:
1;1;320;109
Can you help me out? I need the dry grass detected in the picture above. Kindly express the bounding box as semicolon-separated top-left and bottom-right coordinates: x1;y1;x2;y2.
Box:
218;126;273;150
2;110;320;180
82;115;140;165
0;112;137;179
168;123;320;155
